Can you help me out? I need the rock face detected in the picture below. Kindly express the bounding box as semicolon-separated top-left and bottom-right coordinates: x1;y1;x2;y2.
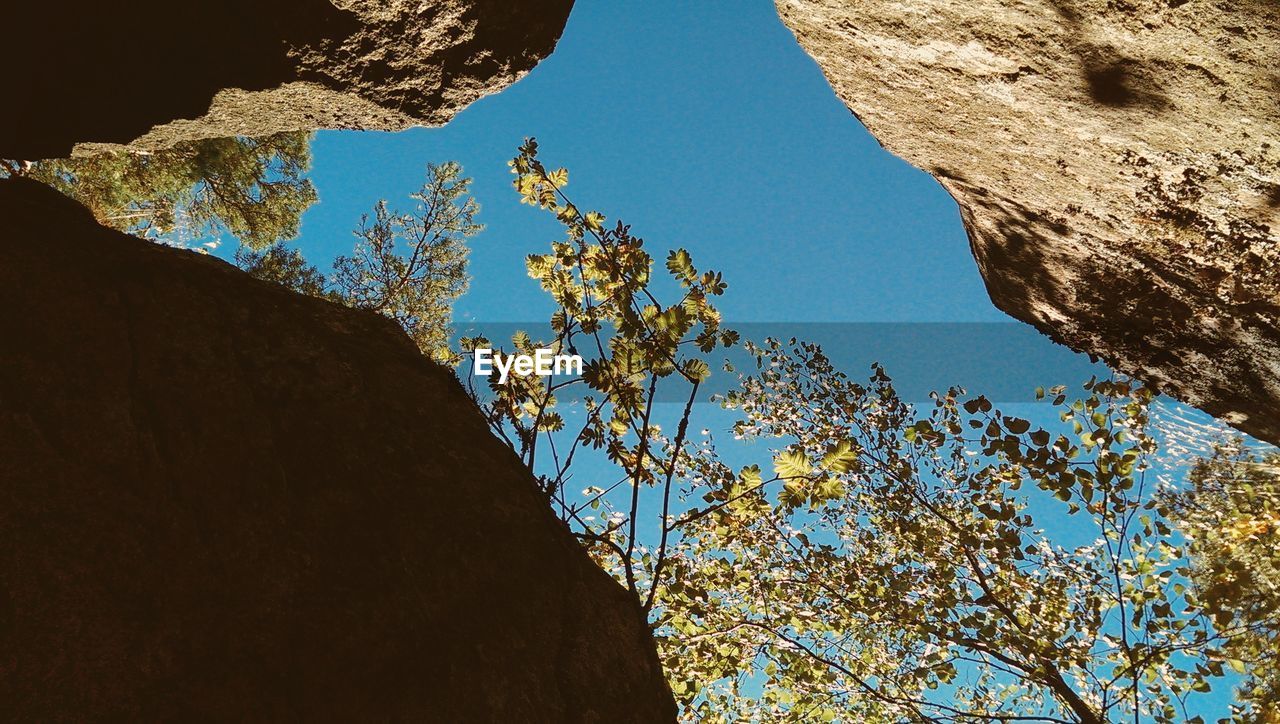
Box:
777;0;1280;444
1;0;574;160
0;177;675;721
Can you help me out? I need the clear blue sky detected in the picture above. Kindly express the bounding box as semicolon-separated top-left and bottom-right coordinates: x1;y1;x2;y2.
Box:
276;0;997;325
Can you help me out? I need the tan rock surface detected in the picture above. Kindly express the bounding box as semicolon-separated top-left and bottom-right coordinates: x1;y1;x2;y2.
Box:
777;0;1280;443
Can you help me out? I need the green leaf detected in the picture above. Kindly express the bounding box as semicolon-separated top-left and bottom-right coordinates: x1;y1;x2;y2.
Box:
683;358;711;382
773;449;812;480
525;253;555;278
821;439;858;474
666;248;695;281
545;167;568;188
779;479;806;507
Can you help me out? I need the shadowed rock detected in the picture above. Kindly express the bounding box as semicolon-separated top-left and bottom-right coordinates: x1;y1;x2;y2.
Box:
0;177;675;721
777;0;1280;444
1;0;574;159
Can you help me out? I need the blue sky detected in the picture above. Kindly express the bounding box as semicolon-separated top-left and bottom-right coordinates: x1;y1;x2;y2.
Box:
264;0;1000;324
224;0;1103;402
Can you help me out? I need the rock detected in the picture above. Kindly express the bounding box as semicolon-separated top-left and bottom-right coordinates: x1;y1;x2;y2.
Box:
0;176;676;721
1;0;574;160
777;0;1280;444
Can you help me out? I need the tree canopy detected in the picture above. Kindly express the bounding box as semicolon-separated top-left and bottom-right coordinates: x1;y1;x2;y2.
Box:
471;139;1280;723
6;136;475;363
238;161;478;362
1171;442;1280;719
4;132;317;249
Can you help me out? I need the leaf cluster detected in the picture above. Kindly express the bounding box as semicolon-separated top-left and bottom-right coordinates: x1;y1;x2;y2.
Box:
239;162;477;362
11;132;317;249
658;341;1248;723
467;139;736;608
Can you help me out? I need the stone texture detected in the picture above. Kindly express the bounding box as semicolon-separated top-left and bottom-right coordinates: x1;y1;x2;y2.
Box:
0;177;676;721
777;0;1280;444
1;0;574;160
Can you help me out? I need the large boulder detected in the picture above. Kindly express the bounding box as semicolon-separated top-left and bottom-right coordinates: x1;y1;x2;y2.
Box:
0;177;675;721
777;0;1280;444
1;0;574;159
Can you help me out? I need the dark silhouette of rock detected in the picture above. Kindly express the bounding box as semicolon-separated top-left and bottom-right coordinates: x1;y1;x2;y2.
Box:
778;0;1280;445
1;0;574;160
0;177;676;721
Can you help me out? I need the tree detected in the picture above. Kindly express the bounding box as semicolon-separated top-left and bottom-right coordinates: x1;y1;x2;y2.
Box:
239;162;479;362
1172;441;1280;721
234;243;330;299
660;346;1254;723
4;132;317;249
331;161;478;361
486;139;1267;722
463;138;735;603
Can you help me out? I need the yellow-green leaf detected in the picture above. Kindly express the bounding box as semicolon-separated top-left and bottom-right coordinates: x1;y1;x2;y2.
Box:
774;449;812;480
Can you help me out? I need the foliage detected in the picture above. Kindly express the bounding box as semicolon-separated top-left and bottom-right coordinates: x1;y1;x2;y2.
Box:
464;138;736;603
659;343;1250;722
487;140;1268;722
5;133;317;249
235;244;331;298
332;161;478;360
239;162;478;362
1171;440;1280;721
